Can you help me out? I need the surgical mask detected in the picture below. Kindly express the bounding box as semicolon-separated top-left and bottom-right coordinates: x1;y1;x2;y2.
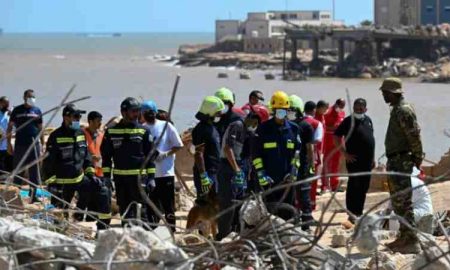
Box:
70;121;81;130
222;106;230;114
353;113;365;120
247;126;257;132
26;97;36;106
287;111;297;121
213;116;221;123
336;107;343;113
275;109;287;120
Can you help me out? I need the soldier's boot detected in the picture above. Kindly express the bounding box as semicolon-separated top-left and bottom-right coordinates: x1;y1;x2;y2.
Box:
385;237;406;250
390;241;422;254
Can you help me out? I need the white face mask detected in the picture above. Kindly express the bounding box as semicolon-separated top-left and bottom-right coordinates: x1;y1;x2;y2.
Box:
222;106;229;114
353;113;365;120
213;116;221;123
247;126;257;132
275;109;287;120
335;107;343;113
26;97;36;106
287;111;297;121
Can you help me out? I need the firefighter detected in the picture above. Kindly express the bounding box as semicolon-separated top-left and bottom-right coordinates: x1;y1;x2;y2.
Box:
252;91;302;221
43;104;111;230
101;97;156;226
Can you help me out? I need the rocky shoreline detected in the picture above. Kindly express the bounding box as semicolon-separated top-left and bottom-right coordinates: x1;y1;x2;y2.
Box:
170;43;450;83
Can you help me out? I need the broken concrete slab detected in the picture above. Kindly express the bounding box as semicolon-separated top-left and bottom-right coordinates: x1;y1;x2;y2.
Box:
413;246;450;270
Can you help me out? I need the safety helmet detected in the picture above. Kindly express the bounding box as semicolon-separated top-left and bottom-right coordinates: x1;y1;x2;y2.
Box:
270;91;290;109
214;87;235;104
289;95;304;113
199;96;225;117
120;97;141;111
141;100;158;112
250;104;270;123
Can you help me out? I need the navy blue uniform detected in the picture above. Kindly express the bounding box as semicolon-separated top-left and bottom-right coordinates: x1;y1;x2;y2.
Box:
43;124;111;230
253;118;301;220
10;104;43;188
101;120;155;225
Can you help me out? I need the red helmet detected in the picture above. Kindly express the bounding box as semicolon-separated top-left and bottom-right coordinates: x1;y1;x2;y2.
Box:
249;104;270;123
232;107;246;117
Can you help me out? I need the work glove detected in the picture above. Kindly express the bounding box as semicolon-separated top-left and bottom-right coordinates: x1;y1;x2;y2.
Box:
200;172;213;194
156;151;171;162
232;171;247;196
142;176;156;193
257;170;274;187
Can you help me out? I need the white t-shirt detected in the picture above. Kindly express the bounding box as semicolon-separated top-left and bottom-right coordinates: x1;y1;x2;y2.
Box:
146;120;183;178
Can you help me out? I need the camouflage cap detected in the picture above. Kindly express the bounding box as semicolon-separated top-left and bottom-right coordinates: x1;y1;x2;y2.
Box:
379;77;404;93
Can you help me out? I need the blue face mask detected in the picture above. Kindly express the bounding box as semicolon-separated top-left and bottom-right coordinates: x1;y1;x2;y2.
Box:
70;121;81;130
275;109;287;120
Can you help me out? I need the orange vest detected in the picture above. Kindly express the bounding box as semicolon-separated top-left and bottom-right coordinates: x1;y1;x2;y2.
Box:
83;128;104;177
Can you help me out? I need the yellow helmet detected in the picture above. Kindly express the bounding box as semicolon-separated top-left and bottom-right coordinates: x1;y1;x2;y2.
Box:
270;91;290;109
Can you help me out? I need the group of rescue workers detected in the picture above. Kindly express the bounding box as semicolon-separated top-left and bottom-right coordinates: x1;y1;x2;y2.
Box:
1;76;424;254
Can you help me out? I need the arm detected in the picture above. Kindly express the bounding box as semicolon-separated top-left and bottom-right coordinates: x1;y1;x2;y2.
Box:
6;121;14;155
334;119;355;162
143;130;156;178
398;107;423;167
82;137;95;176
307;143;314;169
194;144;207;174
38;123;45;147
223;122;244;172
313;122;324;144
42;133;56;184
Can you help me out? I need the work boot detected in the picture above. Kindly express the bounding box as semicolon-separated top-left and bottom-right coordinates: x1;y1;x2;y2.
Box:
390;241;422;254
385;237;406;250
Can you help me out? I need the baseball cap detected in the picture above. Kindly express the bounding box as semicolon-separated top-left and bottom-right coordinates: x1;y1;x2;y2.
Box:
62;104;86;117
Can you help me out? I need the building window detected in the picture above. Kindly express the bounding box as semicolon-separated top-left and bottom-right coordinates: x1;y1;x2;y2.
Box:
220;25;225;29
281;14;287;20
426;5;434;12
313;13;318;19
321;14;330;19
259;25;264;29
289;14;297;19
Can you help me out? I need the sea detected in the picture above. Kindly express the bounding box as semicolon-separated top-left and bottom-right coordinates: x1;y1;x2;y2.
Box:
0;33;449;163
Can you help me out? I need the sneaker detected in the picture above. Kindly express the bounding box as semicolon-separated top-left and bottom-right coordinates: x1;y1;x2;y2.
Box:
390;242;422;254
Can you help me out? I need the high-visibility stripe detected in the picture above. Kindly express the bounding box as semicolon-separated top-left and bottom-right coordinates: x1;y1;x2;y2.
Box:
147;168;156;174
287;142;295;149
45;176;56;185
113;169;147;176
54;174;84;184
263;142;277;149
108;128;146;135
102;167;111;173
98;213;112;219
85;167;95;174
76;135;85;142
56;137;74;144
252;158;264;169
254;163;264;169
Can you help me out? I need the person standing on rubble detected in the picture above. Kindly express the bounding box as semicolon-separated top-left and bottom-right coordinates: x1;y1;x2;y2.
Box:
252;91;301;221
333;98;375;224
7;89;44;202
0;96;13;178
303;101;324;211
101;97;156;226
141;100;183;232
191;96;225;197
322;98;346;192
43;104;111;231
287;95;315;231
381;77;423;254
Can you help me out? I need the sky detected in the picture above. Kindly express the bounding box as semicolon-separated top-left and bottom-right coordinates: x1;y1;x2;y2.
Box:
0;0;373;33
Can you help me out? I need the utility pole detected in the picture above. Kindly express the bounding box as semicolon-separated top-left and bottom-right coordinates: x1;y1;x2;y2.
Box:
332;0;336;20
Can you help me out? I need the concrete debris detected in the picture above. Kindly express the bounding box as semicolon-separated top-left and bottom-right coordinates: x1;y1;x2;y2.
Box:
368;252;413;270
413;247;450;270
239;199;268;226
353;214;383;255
93;226;191;270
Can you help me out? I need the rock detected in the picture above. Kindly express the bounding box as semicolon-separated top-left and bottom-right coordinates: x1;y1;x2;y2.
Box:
359;72;372;79
413;246;450;270
0;185;24;209
175;191;194;212
218;72;228;79
353;214;383;255
239;199;268;226
331;234;348;248
368;252;412;270
0;247;13;269
93;226;191;270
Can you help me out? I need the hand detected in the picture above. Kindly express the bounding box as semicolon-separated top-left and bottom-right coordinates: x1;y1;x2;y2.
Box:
142;176;156;193
343;152;356;163
257;171;274;187
232;171;246;195
89;175;103;188
200;172;213;193
156;151;170;162
371;161;376;170
7;143;13;155
92;155;101;163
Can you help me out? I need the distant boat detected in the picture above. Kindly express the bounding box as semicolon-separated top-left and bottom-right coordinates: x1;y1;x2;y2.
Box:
218;72;228;79
265;73;275;80
83;33;121;38
240;72;251;80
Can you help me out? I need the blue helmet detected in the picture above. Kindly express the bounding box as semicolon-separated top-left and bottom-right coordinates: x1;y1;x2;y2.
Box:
141;100;158;113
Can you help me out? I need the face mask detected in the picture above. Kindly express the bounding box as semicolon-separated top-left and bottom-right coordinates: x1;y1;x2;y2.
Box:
70;121;81;130
213;116;221;123
247;126;257;132
275;109;287;120
287;111;297;121
353;113;365;120
222;106;230;114
26;97;36;106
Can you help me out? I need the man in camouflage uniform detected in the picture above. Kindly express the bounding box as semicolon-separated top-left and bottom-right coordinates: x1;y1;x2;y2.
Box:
381;77;423;254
